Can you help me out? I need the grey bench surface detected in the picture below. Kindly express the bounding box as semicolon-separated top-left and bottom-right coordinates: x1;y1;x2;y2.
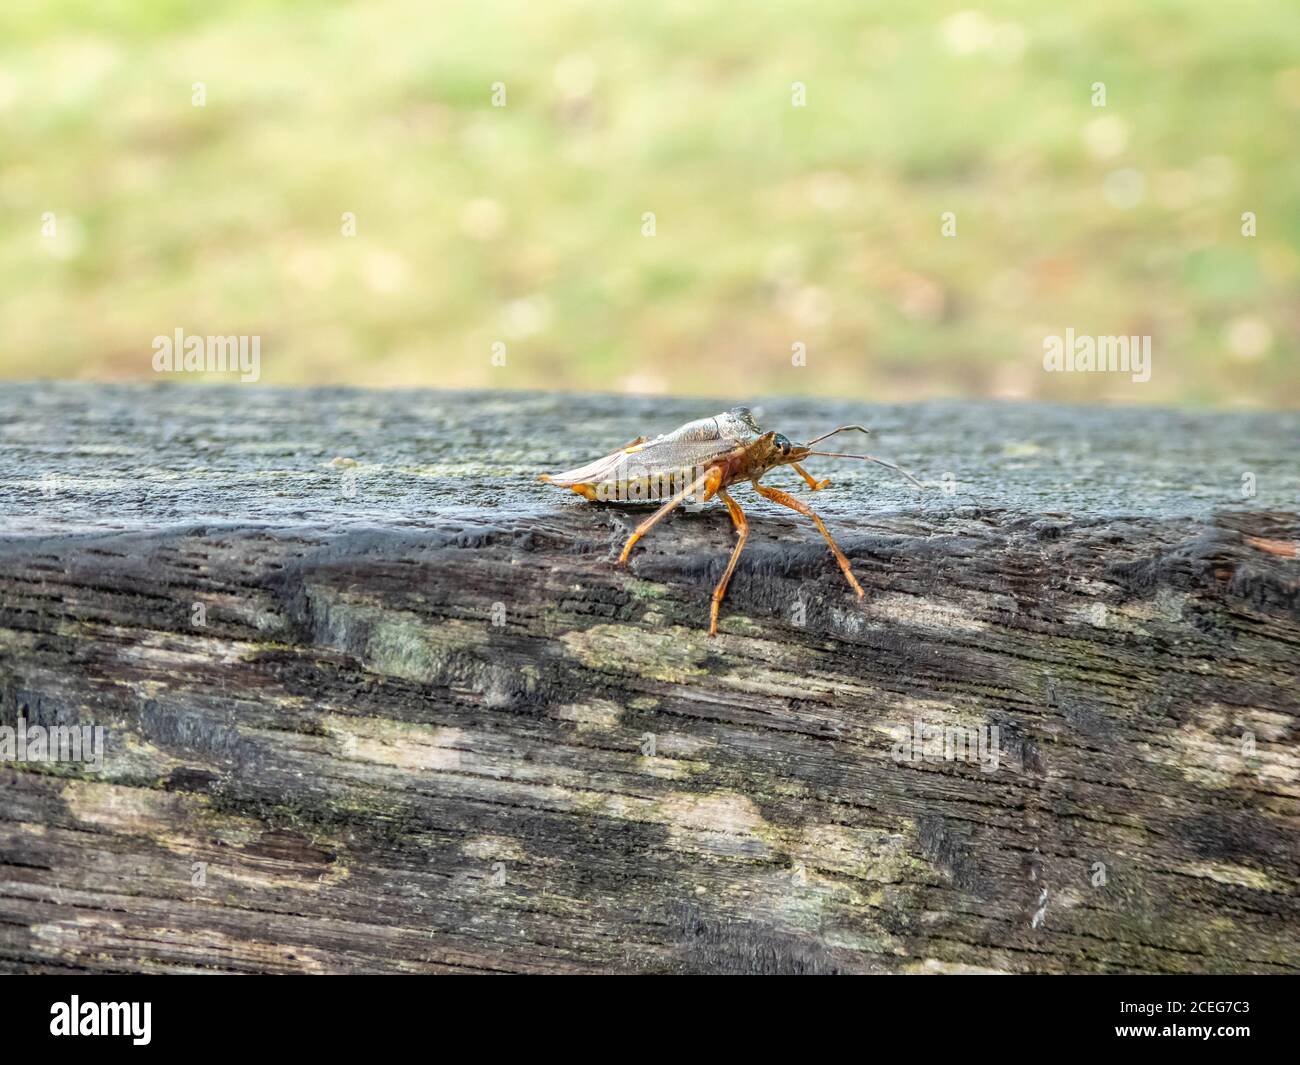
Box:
1;383;1297;973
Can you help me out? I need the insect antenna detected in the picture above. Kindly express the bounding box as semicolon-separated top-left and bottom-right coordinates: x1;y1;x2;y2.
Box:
805;451;925;490
803;424;871;447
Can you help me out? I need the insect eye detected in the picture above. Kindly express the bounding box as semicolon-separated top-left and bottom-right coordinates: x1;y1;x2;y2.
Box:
774;434;792;453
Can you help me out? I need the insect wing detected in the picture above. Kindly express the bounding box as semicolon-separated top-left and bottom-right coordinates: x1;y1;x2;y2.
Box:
542;409;760;500
545;437;734;483
657;408;760;446
620;435;739;475
606;437;736;502
542;448;632;487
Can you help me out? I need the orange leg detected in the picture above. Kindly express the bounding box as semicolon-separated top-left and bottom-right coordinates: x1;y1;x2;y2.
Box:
792;462;830;491
709;489;750;636
752;480;864;598
618;467;721;564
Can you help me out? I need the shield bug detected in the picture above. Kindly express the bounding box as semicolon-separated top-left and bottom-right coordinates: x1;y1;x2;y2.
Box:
541;407;922;635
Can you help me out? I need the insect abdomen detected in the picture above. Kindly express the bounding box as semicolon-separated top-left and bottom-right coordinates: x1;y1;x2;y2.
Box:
591;466;708;502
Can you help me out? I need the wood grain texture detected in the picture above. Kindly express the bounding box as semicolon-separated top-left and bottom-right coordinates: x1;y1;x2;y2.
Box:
1;384;1297;973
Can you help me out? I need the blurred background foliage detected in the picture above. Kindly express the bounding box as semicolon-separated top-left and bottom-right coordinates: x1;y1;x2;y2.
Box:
1;0;1297;405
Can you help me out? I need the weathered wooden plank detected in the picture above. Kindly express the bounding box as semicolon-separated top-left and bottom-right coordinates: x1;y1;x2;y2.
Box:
0;384;1297;973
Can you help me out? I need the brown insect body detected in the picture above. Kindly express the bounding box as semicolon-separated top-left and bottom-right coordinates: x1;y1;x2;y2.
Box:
541;407;920;635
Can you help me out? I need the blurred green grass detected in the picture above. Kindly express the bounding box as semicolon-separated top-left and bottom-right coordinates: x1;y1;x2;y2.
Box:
1;0;1297;405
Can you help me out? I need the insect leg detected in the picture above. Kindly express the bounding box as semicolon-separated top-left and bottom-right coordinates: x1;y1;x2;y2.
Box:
791;462;831;491
617;467;721;564
709;489;750;636
751;480;864;598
